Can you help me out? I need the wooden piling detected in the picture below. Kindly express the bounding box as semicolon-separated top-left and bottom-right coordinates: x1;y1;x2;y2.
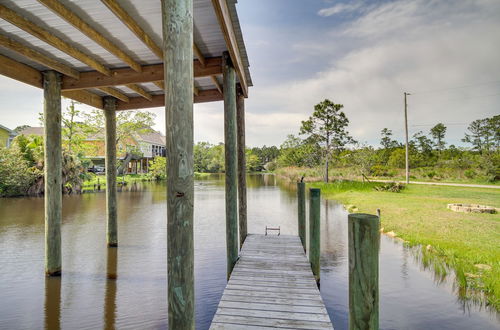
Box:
297;182;306;251
43;70;62;276
162;0;195;328
104;97;117;247
223;51;239;279
237;92;247;249
348;213;380;330
309;188;320;283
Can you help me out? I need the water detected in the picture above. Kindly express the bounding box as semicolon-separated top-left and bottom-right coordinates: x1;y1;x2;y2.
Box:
0;174;498;329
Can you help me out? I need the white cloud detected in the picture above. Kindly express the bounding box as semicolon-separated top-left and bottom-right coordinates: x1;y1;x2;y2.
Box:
318;2;363;17
246;0;500;146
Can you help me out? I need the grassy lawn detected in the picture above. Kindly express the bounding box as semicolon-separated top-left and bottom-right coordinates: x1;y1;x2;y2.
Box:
310;181;500;311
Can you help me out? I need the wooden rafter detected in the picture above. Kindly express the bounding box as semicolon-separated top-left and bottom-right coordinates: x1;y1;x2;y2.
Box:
193;43;206;67
154;81;165;90
98;87;129;102
212;0;249;97
125;84;153;101
210;75;223;94
0;54;103;109
62;57;222;90
116;89;223;111
0;4;111;76
101;0;162;59
37;0;142;72
0;34;80;79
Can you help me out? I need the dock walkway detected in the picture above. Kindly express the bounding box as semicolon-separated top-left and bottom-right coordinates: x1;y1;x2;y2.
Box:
210;234;333;329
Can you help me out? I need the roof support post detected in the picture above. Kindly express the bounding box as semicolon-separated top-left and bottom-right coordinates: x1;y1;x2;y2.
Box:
104;97;118;247
237;92;247;249
43;70;62;276
162;0;195;328
223;51;238;279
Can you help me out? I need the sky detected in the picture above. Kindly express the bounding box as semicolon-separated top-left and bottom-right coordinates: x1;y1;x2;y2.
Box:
1;0;499;147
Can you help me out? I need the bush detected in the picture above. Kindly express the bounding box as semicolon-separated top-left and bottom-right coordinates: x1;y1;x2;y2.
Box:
374;181;405;193
147;156;167;181
0;147;39;197
464;169;476;179
370;165;391;177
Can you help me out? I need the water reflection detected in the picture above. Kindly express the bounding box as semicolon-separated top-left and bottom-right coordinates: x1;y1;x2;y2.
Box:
0;174;498;330
104;248;118;330
44;277;61;330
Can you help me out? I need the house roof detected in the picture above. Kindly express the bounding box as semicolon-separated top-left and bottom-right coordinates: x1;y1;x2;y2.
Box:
0;124;15;133
18;126;44;136
137;131;166;146
0;0;252;110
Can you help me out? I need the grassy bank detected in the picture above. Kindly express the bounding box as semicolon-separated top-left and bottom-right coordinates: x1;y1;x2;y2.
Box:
310;181;500;310
276;166;500;186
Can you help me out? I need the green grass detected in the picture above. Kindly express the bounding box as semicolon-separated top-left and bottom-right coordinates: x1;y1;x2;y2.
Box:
311;181;500;311
82;173;152;191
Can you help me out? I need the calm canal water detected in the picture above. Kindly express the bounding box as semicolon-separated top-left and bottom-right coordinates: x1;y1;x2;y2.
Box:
0;174;498;330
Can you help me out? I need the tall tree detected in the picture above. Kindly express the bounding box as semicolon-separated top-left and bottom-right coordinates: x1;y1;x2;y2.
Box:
300;99;355;182
462;117;498;153
380;128;399;149
430;123;447;151
412;131;433;154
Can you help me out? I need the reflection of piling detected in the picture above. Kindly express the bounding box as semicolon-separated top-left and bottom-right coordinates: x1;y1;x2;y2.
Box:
44;277;61;330
104;248;118;330
348;213;380;330
297;182;306;251
309;188;320;284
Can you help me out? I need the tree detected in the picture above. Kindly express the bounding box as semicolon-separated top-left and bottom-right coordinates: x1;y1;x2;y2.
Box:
412;131;433;155
300;99;355;182
380;128;399;149
277;134;321;168
462;118;490;153
430;123;447;151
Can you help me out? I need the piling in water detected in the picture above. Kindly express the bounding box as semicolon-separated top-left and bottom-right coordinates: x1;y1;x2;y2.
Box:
309;188;320;283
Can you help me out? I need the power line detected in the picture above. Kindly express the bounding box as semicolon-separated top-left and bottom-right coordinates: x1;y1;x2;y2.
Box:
411;80;500;95
409;92;500;106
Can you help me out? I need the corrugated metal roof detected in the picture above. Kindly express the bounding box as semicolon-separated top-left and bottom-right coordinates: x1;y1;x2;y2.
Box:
0;0;252;105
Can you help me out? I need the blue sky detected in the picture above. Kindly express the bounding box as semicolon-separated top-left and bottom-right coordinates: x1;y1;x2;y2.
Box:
1;0;499;147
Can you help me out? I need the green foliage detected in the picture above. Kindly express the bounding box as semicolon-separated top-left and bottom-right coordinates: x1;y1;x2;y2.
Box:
374;181;405;192
462;115;499;153
147;156;166;181
388;148;406;168
430;123;447;151
276;135;321;168
0;147;39;197
464;169;476;179
380;128;399;149
246;150;260;172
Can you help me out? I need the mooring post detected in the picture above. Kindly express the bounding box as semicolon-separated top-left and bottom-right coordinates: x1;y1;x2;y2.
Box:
162;0;195;328
43;70;62;276
348;213;380;330
297;181;306;251
237;92;247;249
223;51;239;279
309;188;320;283
104;97;117;247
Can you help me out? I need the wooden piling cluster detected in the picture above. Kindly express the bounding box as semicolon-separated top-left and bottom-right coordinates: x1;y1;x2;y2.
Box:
296;184;380;329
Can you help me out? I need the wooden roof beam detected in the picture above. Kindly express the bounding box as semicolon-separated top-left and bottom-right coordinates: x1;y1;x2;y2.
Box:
0;4;111;76
98;87;129;102
0;34;80;79
212;0;249;97
116;89;223;110
62;57;222;90
37;0;142;72
125;84;153;101
0;54;103;109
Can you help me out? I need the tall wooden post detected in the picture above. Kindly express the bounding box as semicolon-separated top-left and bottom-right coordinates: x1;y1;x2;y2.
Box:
237;92;247;249
43;70;62;276
297;182;306;251
348;213;380;330
104;97;118;247
309;188;320;283
104;247;118;329
162;0;194;328
223;51;238;279
404;92;410;184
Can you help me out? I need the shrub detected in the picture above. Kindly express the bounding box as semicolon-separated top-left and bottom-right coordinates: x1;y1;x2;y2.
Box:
147;156;166;181
374;181;405;193
464;169;476;179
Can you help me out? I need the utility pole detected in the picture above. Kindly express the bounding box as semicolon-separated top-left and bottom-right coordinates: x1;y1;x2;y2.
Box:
404;92;410;184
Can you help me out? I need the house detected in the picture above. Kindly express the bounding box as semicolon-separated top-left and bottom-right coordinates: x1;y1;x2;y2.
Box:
0;124;17;148
16;126;166;173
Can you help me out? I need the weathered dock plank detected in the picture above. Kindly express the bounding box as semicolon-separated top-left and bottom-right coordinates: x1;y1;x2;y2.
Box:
210;234;333;329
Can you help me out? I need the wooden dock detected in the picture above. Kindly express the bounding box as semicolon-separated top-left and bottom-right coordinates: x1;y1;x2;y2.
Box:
210;234;334;329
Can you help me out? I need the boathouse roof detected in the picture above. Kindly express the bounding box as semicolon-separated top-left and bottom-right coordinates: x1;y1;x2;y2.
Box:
0;0;252;110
